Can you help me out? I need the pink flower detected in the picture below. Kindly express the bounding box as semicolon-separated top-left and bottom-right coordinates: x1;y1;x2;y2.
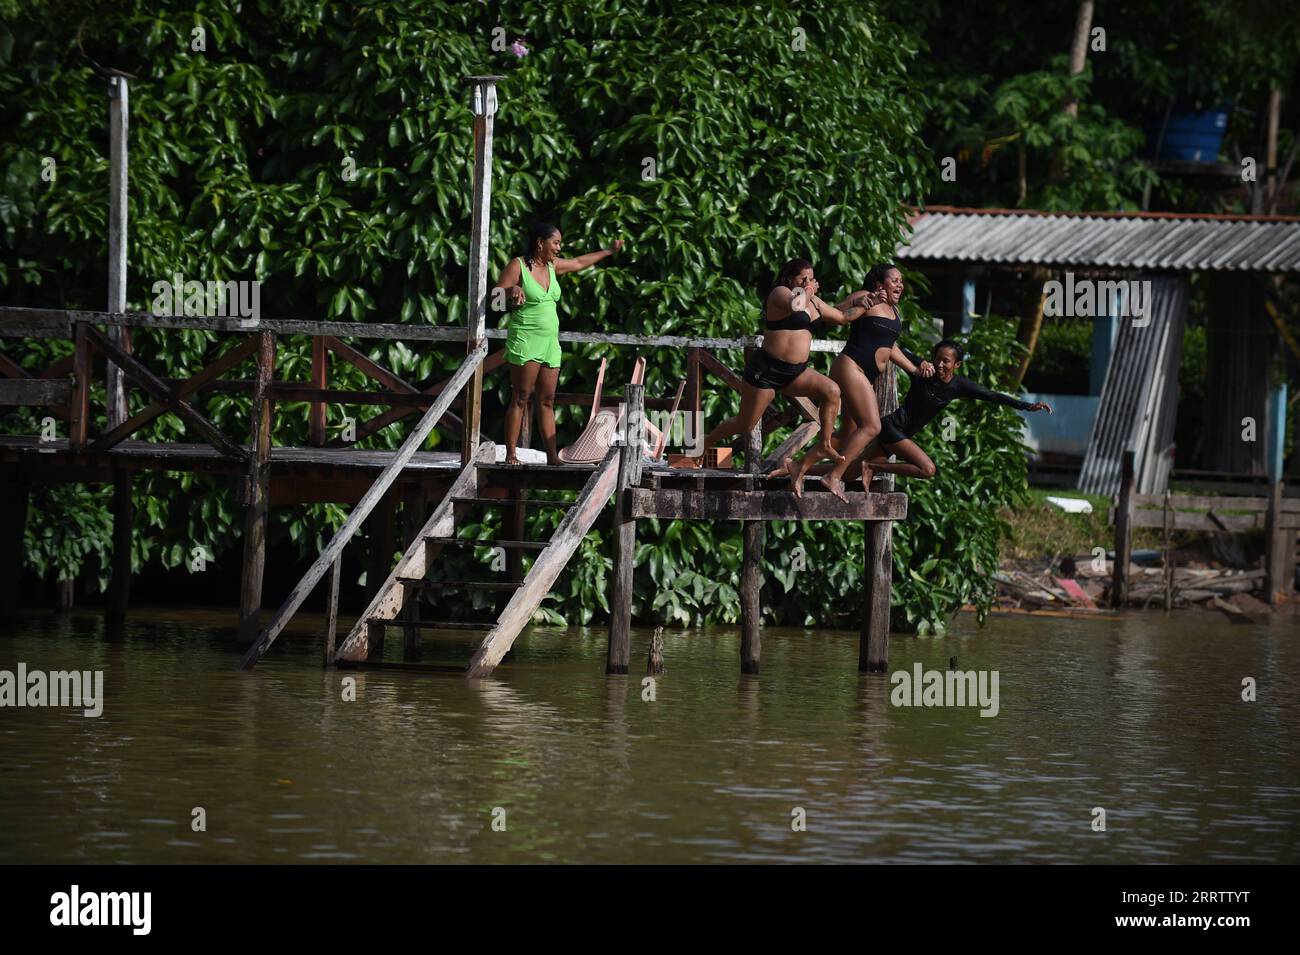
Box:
510;39;528;58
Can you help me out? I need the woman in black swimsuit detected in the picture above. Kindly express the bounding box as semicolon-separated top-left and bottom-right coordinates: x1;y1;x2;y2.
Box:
849;339;1051;482
777;263;931;500
690;258;866;468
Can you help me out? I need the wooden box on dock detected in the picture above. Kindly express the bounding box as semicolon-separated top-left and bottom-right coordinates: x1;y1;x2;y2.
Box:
665;447;733;469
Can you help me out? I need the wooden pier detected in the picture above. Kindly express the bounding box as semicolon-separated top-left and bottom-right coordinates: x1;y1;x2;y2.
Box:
0;75;909;677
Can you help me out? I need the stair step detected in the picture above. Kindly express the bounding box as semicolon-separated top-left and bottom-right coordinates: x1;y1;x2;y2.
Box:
452;496;574;509
425;537;547;551
367;618;494;631
397;577;522;592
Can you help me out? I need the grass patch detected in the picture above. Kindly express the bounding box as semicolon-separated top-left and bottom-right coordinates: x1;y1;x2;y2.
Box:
1000;488;1161;562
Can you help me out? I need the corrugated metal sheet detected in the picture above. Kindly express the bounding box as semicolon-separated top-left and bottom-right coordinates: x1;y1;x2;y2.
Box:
1078;276;1187;496
898;209;1300;272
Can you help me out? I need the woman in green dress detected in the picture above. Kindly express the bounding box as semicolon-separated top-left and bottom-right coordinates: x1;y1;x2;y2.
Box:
494;223;624;465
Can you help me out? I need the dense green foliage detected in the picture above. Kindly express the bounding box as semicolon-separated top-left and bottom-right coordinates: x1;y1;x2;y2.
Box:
892;0;1300;212
0;1;1196;633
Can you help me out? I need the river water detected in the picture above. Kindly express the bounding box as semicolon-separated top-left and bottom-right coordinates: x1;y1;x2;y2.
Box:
1;608;1297;863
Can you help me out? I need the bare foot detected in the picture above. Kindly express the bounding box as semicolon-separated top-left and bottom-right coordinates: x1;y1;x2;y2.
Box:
505;453;522;466
818;440;844;463
825;474;849;503
768;455;793;479
788;457;807;498
861;461;874;490
546;454;562;467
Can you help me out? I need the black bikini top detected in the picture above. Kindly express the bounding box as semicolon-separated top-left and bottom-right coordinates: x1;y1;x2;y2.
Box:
763;287;820;332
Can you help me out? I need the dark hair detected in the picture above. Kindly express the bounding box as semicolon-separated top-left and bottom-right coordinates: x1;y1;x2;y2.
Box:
522;223;561;268
773;258;814;290
934;339;964;361
864;263;899;291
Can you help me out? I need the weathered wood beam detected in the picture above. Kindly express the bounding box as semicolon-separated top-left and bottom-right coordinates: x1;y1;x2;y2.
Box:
628;487;907;521
0;306;838;351
740;422;764;674
324;336;419;396
607;385;644;674
0;379;72;406
68;323;91;450
85;325;248;461
238;331;275;644
466;446;620;678
334;442;493;662
309;336;327;447
333;350;505;447
92;336;258;451
1112;449;1135;608
238;345;485;669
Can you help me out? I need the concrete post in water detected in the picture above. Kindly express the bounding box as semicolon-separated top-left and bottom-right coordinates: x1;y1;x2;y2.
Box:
106;76;131;634
1112;449;1135;608
740;421;763;674
461;76;502;466
607;384;644;674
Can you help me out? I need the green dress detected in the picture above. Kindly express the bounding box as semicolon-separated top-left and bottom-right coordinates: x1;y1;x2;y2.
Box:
505;258;562;368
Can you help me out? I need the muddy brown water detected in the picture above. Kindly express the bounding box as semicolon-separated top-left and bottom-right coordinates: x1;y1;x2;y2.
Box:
1;608;1297;863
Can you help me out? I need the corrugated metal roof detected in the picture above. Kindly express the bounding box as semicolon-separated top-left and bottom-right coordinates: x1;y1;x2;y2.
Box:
897;207;1300;272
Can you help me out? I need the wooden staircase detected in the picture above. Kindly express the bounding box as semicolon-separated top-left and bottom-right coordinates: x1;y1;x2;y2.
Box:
334;443;621;677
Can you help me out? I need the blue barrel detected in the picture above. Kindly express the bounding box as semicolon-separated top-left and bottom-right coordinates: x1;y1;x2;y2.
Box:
1149;108;1229;162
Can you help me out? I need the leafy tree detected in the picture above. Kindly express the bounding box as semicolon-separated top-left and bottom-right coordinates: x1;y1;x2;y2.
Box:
0;0;1028;632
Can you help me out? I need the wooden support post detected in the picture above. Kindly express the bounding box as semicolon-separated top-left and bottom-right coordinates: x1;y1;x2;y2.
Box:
365;490;397;660
1264;479;1291;603
686;347;702;454
323;555;341;668
740;421;763;675
400;488;424;661
1112;449;1135;608
1163;488;1173;611
57;578;74;610
461;76;501;466
647;626;665;675
309;336;327;446
607;383;644;674
106;473;132;635
69;322;90;450
238;331;275;644
0;472;29;623
860;365;898;673
105;75;129;428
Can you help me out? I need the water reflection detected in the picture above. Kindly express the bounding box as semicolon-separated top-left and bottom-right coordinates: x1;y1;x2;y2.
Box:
0;608;1296;863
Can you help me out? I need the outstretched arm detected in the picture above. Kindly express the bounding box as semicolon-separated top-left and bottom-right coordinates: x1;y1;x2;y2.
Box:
890;343;934;377
956;376;1052;413
554;238;624;275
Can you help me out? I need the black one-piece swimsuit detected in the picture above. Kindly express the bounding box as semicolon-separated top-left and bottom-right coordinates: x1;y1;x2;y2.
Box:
841;305;920;383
